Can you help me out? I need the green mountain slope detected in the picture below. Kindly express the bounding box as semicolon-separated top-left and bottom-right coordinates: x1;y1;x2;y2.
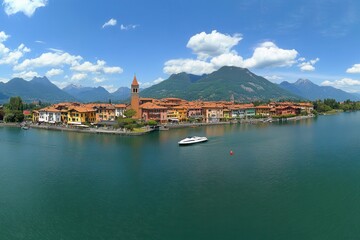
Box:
140;73;203;99
140;66;300;101
0;77;76;103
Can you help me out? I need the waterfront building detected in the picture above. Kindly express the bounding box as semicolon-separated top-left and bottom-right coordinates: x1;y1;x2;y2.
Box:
140;102;168;123
167;105;188;122
230;104;255;119
67;106;96;125
187;103;204;122
114;104;127;118
38;107;62;123
296;102;314;114
223;107;231;121
32;110;39;122
88;103;116;122
203;103;224;123
245;105;256;118
274;105;300;116
255;105;271;116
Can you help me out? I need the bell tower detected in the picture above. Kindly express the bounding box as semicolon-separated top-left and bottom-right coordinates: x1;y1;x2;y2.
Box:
130;75;140;118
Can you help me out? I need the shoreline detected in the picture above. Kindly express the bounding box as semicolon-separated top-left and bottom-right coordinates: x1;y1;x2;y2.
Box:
0;122;152;136
0;115;315;135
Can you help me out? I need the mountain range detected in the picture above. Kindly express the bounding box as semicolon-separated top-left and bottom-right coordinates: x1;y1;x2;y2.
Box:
62;84;130;103
279;79;359;102
0;77;130;103
0;77;76;103
140;66;300;101
0;67;358;104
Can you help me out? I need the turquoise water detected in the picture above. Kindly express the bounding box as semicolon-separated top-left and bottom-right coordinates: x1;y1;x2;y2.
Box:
1;113;360;239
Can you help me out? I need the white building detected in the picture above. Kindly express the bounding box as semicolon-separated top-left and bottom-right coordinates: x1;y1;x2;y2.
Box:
114;104;127;118
38;107;61;123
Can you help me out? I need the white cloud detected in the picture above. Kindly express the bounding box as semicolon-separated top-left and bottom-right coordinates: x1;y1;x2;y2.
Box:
14;52;82;71
12;71;38;80
35;40;45;44
346;64;360;74
71;73;87;81
299;64;315;71
141;77;166;88
103;85;117;93
71;60;105;72
45;68;63;77
102;18;117;28
48;48;64;53
52;80;70;89
264;75;283;81
187;30;242;60
3;0;47;17
1;33;31;65
0;31;10;42
103;66;122;74
298;57;306;62
321;78;360;92
153;77;165;84
210;52;244;68
0;77;9;83
164;59;215;75
298;58;319;71
120;24;139;30
163;31;303;75
71;60;123;74
93;77;105;83
322;78;360;87
243;42;298;69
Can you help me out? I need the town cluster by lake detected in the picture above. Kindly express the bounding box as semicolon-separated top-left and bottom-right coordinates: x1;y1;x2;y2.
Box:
0;77;316;134
0;97;315;134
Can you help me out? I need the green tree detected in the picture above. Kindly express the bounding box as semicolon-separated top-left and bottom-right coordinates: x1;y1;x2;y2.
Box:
146;120;158;126
117;117;137;130
323;98;339;109
14;111;24;122
124;109;137;118
7;96;23;111
0;109;4;121
4;113;15;122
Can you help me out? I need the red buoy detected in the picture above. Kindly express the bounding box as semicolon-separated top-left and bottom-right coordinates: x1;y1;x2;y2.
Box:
230;150;233;156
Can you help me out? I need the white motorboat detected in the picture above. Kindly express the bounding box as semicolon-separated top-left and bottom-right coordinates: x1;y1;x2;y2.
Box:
178;136;208;145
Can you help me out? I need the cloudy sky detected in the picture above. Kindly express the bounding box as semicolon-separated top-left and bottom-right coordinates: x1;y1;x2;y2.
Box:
1;0;360;93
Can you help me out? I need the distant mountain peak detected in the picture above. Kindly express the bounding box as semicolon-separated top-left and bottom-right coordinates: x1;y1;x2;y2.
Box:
31;76;51;84
279;78;359;101
63;83;83;89
294;78;313;85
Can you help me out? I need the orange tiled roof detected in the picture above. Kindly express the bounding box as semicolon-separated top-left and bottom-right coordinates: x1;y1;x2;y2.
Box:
297;102;313;107
39;107;61;112
140;102;167;110
114;104;126;108
68;106;96;113
256;105;270;109
172;105;188;110
161;97;183;101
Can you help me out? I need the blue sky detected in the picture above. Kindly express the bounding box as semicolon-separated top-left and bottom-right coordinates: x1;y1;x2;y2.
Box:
1;0;360;93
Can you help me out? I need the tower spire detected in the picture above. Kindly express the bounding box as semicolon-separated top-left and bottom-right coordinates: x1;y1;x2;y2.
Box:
132;74;139;86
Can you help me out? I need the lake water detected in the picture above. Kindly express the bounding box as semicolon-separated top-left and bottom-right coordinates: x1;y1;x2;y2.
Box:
1;112;360;239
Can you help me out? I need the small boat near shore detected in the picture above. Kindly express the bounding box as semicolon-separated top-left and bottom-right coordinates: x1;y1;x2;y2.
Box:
21;126;29;130
178;136;208;145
